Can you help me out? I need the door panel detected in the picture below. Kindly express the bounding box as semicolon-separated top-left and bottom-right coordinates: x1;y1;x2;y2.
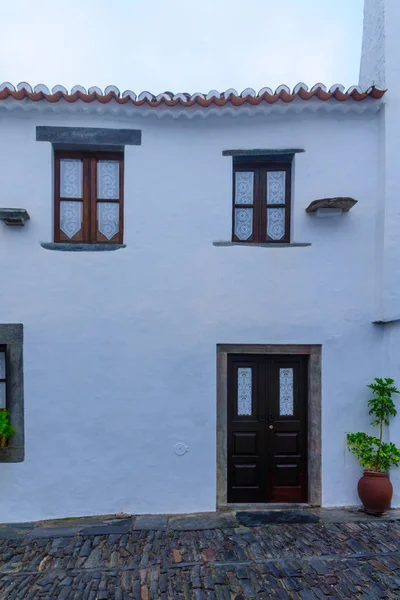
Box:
233;432;258;455
267;356;308;502
227;357;266;503
274;432;299;455
227;354;308;503
233;464;258;486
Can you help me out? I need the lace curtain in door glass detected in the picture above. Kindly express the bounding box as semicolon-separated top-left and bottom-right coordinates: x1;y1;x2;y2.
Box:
237;368;252;416
280;368;294;416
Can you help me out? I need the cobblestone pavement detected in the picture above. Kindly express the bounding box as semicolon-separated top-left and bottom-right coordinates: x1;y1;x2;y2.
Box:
0;513;400;598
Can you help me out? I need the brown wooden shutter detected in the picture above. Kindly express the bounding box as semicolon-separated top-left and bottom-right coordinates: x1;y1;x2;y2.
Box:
54;151;124;244
54;152;90;243
92;154;124;244
232;161;291;243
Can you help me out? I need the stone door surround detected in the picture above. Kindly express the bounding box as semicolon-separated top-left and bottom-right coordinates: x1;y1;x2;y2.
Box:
216;344;322;508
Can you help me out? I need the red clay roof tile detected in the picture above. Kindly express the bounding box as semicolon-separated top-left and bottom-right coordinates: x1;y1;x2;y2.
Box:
0;83;386;108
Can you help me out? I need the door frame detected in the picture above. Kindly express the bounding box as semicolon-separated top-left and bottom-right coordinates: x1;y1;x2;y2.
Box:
217;344;322;508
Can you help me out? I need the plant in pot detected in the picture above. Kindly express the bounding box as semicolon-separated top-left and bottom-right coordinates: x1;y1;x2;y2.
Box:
347;378;400;515
0;410;15;448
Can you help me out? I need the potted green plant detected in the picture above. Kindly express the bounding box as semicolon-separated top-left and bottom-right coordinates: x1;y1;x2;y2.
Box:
0;410;15;448
347;378;400;515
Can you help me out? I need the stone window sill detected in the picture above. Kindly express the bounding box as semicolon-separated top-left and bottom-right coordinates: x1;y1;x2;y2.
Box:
0;446;24;463
41;243;126;252
213;241;311;248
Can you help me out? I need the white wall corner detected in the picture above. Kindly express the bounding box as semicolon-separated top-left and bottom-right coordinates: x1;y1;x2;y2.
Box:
362;0;400;323
359;0;386;89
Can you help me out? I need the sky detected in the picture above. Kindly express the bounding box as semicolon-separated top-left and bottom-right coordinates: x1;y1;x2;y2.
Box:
0;0;365;95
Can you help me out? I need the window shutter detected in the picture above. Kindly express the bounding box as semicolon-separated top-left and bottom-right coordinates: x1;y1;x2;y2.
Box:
233;170;255;242
55;156;87;242
54;152;124;244
94;159;123;243
232;162;291;243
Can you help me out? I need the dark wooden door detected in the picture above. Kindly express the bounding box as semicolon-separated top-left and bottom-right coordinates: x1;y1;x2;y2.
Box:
227;355;308;503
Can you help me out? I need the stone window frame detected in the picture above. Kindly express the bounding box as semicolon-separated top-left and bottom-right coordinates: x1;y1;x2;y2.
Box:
0;325;24;462
36;126;142;253
216;344;321;508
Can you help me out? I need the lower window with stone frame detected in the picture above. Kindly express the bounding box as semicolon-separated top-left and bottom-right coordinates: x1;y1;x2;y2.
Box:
0;325;24;462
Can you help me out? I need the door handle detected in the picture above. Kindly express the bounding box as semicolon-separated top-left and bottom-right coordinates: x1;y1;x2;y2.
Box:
259;413;266;422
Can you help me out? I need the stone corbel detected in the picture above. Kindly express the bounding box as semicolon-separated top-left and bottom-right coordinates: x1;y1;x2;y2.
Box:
305;197;357;218
0;209;30;226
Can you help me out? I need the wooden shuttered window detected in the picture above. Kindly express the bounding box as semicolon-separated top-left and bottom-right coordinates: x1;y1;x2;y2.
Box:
232;162;291;243
54;151;124;244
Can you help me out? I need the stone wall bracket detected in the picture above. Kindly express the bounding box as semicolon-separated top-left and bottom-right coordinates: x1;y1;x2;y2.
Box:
0;208;30;226
305;197;357;218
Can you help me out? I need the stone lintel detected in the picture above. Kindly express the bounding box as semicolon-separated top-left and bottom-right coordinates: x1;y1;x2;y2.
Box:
222;148;305;157
36;126;142;146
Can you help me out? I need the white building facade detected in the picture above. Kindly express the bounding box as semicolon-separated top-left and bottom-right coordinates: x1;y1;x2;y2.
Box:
0;0;399;523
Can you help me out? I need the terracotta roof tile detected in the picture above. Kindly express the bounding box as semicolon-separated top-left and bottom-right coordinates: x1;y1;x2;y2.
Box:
0;82;386;108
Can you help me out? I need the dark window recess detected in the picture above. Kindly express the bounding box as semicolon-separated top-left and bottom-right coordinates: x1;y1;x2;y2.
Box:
54;151;124;244
0;325;24;463
232;162;291;243
0;346;6;410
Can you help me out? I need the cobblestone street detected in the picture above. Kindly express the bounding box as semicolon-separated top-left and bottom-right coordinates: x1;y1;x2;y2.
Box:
0;511;400;599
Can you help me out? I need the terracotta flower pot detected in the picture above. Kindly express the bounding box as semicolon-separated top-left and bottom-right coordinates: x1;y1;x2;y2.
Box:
358;470;393;515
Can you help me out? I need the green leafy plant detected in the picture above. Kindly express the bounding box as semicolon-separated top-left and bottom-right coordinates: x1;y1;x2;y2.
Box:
347;378;400;472
0;410;16;448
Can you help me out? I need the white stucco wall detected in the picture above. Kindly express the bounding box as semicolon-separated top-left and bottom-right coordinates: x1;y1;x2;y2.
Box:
0;104;389;522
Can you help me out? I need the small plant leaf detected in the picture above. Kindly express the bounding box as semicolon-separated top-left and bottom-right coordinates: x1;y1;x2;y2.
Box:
0;410;16;440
